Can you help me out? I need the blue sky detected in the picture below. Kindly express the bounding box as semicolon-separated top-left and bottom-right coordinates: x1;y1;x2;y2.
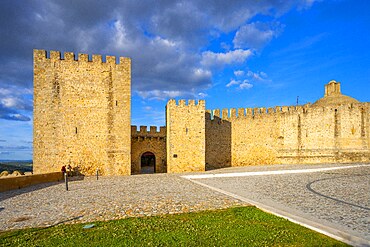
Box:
0;0;369;160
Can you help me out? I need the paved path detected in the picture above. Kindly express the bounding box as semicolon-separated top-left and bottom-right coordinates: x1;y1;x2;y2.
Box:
0;163;368;246
183;163;370;246
0;173;247;231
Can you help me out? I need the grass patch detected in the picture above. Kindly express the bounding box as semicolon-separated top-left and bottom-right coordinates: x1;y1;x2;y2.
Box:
0;207;348;246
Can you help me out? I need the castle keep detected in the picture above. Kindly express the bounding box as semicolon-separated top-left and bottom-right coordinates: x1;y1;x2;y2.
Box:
33;50;131;175
33;50;370;175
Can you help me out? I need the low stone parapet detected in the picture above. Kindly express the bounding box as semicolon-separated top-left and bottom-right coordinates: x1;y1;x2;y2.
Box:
0;172;63;192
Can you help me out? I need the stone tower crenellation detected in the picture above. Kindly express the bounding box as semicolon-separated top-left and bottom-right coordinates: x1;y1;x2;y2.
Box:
33;49;131;175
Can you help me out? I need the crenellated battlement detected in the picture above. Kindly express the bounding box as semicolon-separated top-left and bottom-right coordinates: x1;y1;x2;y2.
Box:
33;49;131;65
131;125;166;138
206;102;369;121
167;99;205;107
206;103;317;120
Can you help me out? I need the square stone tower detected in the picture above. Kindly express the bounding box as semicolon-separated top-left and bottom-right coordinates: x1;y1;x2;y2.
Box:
166;99;205;173
33;50;131;175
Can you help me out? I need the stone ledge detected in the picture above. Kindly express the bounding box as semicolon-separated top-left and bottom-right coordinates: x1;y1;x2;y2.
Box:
0;172;64;192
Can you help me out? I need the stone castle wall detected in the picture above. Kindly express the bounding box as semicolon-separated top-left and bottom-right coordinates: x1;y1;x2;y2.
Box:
205;111;231;170
166;100;206;173
33;49;369;175
205;102;370;169
131;125;166;174
33;50;131;175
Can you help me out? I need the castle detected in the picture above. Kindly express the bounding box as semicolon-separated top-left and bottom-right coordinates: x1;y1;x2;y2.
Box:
33;50;370;175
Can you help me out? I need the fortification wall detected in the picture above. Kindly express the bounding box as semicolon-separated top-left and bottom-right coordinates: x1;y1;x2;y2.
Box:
33;50;131;176
277;103;370;164
206;107;281;168
205;111;231;170
206;103;370;167
277;105;337;164
166;100;205;173
131;125;166;174
231;107;281;166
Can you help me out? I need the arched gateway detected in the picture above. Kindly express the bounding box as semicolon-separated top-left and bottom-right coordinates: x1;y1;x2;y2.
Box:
140;152;156;174
131;126;167;174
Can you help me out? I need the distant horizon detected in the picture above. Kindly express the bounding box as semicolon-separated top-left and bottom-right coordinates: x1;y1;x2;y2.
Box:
0;159;33;163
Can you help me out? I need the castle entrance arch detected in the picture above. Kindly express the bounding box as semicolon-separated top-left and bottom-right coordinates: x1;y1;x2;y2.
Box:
141;152;156;174
131;126;167;174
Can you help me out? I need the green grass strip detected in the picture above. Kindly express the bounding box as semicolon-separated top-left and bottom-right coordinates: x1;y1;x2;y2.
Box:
0;206;348;246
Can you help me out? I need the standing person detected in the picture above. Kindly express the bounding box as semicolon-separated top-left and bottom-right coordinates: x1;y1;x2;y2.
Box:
67;164;72;176
61;165;66;174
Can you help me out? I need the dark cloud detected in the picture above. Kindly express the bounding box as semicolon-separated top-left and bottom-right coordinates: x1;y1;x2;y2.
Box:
0;0;317;117
0;106;31;121
0;85;32;121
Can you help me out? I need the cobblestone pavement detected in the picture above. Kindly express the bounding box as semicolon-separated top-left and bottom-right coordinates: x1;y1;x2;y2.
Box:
0;173;247;231
1;163;369;245
186;163;370;243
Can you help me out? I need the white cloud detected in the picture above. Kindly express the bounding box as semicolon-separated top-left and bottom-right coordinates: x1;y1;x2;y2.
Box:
0;94;32;111
201;49;253;68
1;97;17;108
191;68;212;82
260;71;268;78
247;70;270;82
239;80;253;90
0;86;33;97
0;88;11;95
136;90;184;100
112;20;133;51
234;70;245;77
198;92;208;98
226;79;241;87
226;79;253;90
152;36;178;48
233;22;283;50
9;114;30;121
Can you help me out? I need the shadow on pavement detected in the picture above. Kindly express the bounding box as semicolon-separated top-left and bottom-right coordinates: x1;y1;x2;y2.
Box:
0;176;85;202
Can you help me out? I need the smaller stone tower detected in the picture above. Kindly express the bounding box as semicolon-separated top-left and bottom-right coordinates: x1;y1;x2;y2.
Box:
166;99;205;173
325;80;341;96
313;80;360;107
